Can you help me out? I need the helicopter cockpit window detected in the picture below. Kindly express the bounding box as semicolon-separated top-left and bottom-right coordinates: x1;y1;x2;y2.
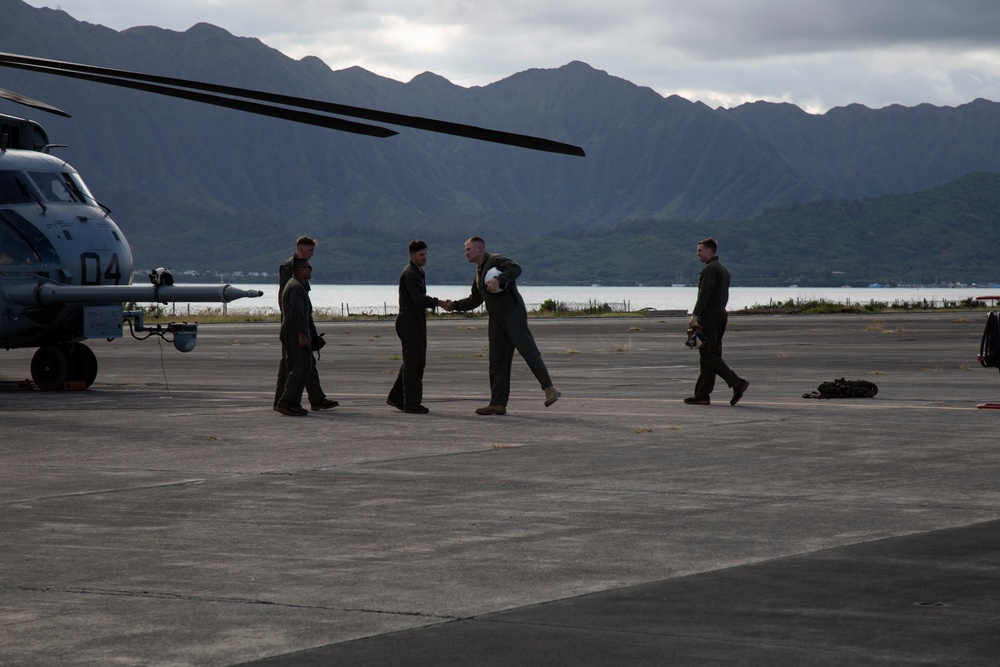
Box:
0;170;39;205
27;171;97;205
63;172;98;206
0;220;41;265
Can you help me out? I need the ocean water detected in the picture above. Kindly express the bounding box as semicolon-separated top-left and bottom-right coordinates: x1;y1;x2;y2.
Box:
162;283;997;317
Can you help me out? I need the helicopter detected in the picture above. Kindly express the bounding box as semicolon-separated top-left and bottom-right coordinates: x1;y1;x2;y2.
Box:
0;51;585;391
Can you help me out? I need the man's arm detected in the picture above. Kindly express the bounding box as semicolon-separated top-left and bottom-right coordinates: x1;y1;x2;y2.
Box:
451;274;485;312
488;254;522;291
690;266;718;326
402;267;439;309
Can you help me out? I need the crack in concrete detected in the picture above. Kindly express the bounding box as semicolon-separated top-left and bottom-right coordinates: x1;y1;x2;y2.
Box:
5;585;458;620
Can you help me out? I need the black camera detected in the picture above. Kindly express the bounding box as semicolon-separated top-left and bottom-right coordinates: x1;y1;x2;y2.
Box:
685;328;706;349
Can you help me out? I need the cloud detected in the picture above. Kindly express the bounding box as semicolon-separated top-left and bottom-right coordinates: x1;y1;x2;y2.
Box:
649;0;1000;57
34;0;1000;112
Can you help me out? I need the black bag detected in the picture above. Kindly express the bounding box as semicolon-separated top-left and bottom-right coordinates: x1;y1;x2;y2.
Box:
311;333;326;351
803;378;878;399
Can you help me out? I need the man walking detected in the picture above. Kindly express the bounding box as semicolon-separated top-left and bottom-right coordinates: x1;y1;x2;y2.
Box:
685;237;750;406
446;237;560;415
276;257;318;415
387;240;443;414
274;235;337;411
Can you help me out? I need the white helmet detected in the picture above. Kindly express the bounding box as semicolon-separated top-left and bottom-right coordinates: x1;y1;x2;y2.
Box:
484;266;506;291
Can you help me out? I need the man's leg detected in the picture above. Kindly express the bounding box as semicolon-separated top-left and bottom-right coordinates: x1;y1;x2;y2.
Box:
387;366;405;408
507;312;553;390
274;349;288;406
304;364;326;405
488;318;515;406
696;317;740;396
694;353;718;399
278;340;312;409
400;337;427;407
387;321;407;408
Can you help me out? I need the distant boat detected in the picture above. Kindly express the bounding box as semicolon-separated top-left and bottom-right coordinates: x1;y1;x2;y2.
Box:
671;283;686;287
869;283;884;288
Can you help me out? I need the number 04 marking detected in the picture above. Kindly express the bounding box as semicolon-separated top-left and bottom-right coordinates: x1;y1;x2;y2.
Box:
80;252;123;285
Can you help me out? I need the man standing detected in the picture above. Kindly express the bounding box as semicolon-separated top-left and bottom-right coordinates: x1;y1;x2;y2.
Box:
446;237;560;415
274;235;337;411
685;237;750;406
387;240;443;414
276;257;323;415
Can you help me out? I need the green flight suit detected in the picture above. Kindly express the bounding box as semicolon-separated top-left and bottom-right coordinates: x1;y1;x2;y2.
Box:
692;255;742;398
274;254;325;405
387;259;438;407
277;275;319;409
451;252;553;406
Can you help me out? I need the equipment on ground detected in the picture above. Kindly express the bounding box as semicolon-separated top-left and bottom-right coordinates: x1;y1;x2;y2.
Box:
802;378;878;399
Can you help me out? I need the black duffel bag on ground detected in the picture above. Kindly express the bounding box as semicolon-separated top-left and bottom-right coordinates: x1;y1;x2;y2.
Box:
803;378;878;399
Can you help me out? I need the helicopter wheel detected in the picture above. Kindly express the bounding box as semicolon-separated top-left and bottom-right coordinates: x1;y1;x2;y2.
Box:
70;342;99;388
30;345;75;391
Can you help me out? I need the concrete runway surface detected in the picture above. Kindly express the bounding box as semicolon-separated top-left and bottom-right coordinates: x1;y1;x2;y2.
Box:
2;313;999;665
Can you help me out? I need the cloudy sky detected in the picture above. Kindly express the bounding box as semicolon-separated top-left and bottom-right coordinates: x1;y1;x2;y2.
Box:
33;0;1000;113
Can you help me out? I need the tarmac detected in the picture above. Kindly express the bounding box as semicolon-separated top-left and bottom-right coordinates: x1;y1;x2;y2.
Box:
2;311;999;666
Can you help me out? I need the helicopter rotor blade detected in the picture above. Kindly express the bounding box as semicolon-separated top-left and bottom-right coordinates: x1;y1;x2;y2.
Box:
0;51;585;156
0;56;396;138
0;85;71;117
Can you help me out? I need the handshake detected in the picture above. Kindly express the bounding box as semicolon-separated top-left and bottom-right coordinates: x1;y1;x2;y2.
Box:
437;299;455;312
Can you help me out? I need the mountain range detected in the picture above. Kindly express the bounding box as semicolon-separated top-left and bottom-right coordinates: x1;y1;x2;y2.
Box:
3;0;1000;286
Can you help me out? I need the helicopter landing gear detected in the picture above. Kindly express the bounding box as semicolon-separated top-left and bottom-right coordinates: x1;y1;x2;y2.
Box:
30;345;69;391
30;343;98;390
70;342;98;387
